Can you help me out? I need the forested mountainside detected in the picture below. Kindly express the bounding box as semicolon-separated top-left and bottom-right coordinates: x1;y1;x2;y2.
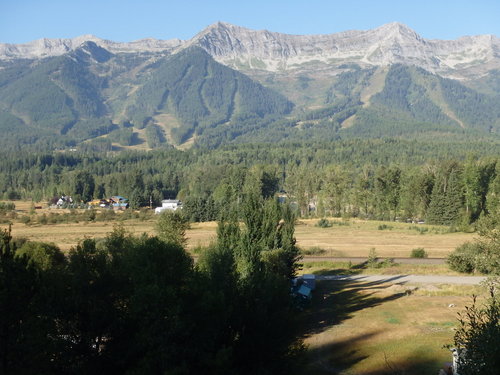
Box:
0;45;292;151
0;22;499;151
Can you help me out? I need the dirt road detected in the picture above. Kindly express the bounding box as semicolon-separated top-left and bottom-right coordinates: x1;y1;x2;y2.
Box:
315;274;487;285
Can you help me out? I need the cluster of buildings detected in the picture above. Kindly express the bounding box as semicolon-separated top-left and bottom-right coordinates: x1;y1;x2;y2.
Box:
53;195;183;213
88;196;129;210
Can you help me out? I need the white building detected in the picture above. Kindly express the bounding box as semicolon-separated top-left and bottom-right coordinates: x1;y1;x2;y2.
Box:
155;199;182;214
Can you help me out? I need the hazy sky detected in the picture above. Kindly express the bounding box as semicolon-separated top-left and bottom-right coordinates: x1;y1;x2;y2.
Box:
1;0;499;44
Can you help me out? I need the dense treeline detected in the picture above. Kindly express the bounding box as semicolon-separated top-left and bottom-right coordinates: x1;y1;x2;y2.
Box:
0;178;303;374
0;140;499;226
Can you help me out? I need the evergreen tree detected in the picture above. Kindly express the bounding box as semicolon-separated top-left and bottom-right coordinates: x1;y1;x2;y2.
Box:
463;155;482;223
427;162;464;225
156;210;189;247
72;170;95;202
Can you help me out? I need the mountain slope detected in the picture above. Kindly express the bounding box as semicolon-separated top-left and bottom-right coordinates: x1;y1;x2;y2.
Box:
0;23;499;151
123;47;293;144
0;42;117;144
0;45;293;150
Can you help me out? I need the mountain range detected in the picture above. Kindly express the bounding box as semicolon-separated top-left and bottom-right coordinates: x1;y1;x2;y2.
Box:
0;22;499;151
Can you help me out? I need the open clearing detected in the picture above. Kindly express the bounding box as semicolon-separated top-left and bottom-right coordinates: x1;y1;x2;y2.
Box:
301;279;482;375
3;205;474;257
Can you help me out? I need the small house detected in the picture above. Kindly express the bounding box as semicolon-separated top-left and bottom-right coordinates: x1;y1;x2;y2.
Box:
109;196;129;210
56;195;73;208
155;199;182;214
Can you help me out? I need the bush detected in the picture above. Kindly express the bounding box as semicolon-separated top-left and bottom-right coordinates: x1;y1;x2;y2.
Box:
450;283;500;375
448;221;500;274
447;242;480;273
97;209;116;221
0;202;15;211
411;248;428;258
367;248;378;267
378;224;393;230
84;209;97;222
316;218;332;228
38;214;48;225
378;258;396;268
409;225;429;234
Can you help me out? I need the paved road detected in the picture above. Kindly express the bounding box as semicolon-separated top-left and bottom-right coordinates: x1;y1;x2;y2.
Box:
302;256;446;264
314;274;487;285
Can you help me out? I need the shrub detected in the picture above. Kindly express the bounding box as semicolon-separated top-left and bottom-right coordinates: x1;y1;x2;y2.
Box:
39;214;48;225
19;215;31;225
97;209;116;221
316;218;332;228
84;209;97;222
378;224;393;230
367;248;378;267
448;220;500;274
447;242;479;273
379;258;396;268
0;202;15;211
411;248;428;258
47;213;60;224
449;283;500;375
409;225;429;234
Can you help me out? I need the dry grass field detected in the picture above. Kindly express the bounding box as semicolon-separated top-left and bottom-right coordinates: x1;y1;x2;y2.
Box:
294;218;474;258
5;217;219;252
301;280;482;375
2;202;474;257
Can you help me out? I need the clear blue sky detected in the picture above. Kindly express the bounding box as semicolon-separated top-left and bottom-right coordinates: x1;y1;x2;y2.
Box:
1;0;499;44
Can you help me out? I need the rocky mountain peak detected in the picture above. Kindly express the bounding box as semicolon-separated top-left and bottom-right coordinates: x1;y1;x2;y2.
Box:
73;41;113;63
182;22;499;79
1;22;498;80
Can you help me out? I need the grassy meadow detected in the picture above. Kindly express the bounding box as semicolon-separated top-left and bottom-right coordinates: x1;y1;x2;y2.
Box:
2;201;474;257
1;201;475;256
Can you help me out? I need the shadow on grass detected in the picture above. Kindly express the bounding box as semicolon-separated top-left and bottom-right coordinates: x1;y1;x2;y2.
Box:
307;340;447;375
361;351;448;375
300;278;406;337
300;279;447;374
305;331;380;374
